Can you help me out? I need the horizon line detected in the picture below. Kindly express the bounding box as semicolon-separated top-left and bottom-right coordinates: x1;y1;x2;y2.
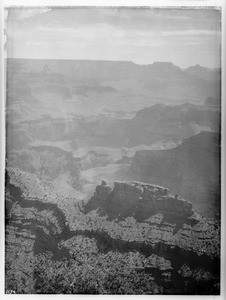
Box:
5;57;221;71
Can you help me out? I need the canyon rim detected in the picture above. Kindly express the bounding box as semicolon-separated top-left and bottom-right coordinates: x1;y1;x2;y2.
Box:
3;4;223;296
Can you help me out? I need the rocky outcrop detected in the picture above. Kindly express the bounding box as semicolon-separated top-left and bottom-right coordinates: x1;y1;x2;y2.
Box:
5;172;73;293
130;131;220;218
84;180;220;257
88;181;193;220
80;179;220;294
5;170;220;294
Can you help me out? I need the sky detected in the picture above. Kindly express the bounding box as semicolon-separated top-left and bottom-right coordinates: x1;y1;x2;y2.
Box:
5;7;221;68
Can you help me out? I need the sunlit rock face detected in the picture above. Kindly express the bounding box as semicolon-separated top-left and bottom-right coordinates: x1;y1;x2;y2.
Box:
130;131;220;218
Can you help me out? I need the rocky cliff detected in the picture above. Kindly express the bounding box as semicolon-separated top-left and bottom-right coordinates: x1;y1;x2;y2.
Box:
86;180;193;221
130;131;220;218
82;180;220;293
83;180;220;261
67;103;220;149
5;171;220;294
5;171;73;293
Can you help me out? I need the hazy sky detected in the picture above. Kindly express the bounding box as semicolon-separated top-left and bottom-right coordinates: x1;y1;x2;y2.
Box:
5;7;221;68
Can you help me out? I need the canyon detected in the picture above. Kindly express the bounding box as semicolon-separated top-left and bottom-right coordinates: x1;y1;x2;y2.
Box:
5;170;220;294
5;58;221;294
130;131;220;218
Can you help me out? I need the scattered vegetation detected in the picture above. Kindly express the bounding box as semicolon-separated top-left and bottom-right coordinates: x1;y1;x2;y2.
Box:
34;250;163;294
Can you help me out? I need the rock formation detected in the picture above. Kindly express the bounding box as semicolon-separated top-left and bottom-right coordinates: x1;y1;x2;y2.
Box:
130;131;220;218
5;57;221;294
5;169;220;294
87;181;193;220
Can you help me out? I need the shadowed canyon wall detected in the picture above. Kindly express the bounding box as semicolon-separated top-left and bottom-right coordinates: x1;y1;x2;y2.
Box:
130;131;220;218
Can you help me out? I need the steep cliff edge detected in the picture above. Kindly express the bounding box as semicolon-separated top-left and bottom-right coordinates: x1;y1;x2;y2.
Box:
84;180;219;257
5;170;220;294
85;180;193;220
130;131;220;218
81;180;220;294
5;171;74;293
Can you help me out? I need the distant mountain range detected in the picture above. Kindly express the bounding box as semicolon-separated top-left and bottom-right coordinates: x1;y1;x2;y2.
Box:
7;58;221;101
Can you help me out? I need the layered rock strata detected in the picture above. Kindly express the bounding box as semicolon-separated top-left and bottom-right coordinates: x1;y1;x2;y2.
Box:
87;180;193;220
5;171;220;294
130;131;220;218
84;180;220;259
